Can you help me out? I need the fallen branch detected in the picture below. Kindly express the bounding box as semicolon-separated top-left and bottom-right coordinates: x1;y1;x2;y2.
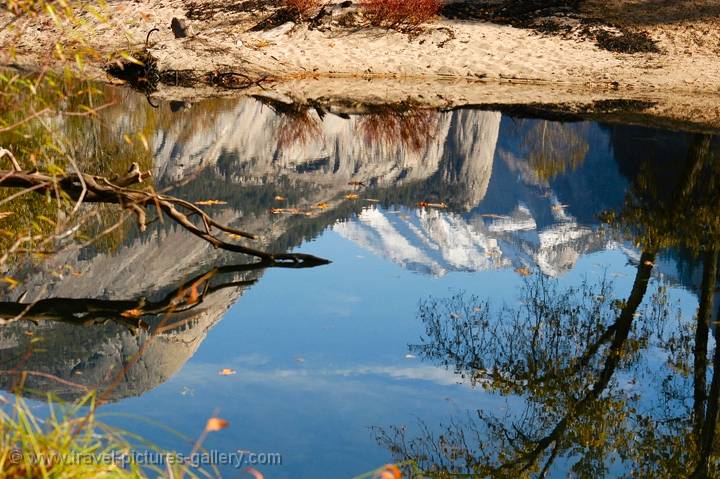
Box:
0;260;311;328
0;163;330;266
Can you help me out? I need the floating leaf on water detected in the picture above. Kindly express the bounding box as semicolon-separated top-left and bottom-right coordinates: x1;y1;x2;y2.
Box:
196;200;227;206
271;207;309;216
120;308;144;318
274;195;286;201
417;201;447;209
514;267;531;277
218;368;237;376
205;417;229;432
377;464;403;479
245;467;265;479
346;193;360;200
1;276;19;289
315;202;330;209
643;260;655;266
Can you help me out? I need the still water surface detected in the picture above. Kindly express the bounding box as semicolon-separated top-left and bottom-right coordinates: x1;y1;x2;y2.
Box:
2;91;719;477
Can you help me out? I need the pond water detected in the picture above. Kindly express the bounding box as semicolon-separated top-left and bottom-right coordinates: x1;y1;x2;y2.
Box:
2;89;720;478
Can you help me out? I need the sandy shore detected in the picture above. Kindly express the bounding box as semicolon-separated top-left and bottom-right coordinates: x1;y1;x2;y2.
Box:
2;0;720;129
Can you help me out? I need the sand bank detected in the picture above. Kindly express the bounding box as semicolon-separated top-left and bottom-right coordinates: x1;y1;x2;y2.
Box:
2;0;719;129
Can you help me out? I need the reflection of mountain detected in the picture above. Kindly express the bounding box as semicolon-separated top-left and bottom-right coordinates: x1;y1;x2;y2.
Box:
1;93;702;402
335;119;622;276
152;99;501;210
0;224;260;401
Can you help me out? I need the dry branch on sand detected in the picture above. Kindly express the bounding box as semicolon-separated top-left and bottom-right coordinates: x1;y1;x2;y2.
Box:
0;163;330;267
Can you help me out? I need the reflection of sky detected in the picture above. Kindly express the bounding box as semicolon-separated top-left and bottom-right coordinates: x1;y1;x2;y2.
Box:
1;110;703;477
94;229;700;478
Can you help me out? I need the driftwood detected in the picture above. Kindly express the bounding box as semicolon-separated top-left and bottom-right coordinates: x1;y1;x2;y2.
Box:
0;261;303;328
0;163;330;266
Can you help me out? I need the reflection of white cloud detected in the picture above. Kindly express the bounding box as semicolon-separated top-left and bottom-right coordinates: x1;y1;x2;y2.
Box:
335;366;467;386
230;353;272;367
181;362;473;389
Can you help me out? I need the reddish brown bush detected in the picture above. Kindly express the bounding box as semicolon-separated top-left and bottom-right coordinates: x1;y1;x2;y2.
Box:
284;0;322;18
361;0;442;29
277;109;323;150
359;108;440;154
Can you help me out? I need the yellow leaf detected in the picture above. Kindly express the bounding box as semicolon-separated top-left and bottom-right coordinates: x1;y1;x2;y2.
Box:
196;200;227;206
121;308;144;318
218;368;236;376
205;417;229;432
514;267;531;277
346;194;360;200
274;195;286;201
271;208;303;215
315;202;330;209
2;276;19;288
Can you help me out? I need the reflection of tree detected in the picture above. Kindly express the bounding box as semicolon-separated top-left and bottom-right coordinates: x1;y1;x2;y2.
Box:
379;256;657;477
359;106;440;154
378;133;720;477
254;96;324;150
519;120;590;181
277;108;323;150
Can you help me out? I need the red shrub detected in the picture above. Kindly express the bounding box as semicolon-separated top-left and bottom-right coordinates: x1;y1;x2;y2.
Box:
362;0;442;29
277;109;323;150
359;108;440;154
284;0;322;18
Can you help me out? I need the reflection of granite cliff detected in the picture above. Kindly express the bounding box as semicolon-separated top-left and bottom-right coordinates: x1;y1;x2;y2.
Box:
0;97;629;401
151;98;501;212
0;223;258;401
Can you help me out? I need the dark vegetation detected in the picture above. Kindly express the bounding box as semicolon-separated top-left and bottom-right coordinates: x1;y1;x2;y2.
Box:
441;0;660;54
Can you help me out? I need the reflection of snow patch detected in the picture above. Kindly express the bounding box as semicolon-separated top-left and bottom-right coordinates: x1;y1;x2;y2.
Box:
335;203;612;278
334;206;511;276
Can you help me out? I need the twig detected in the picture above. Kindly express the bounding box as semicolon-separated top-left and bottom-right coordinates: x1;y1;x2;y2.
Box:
0;147;21;171
0;165;330;265
0;107;51;133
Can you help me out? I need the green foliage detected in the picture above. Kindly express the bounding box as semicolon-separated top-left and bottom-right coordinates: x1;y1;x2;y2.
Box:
0;394;208;479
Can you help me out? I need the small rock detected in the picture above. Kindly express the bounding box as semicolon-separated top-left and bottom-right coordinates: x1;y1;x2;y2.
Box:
171;17;192;38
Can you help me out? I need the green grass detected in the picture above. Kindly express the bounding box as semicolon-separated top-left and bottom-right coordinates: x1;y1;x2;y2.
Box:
0;394;214;479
